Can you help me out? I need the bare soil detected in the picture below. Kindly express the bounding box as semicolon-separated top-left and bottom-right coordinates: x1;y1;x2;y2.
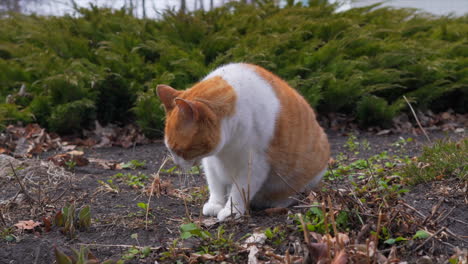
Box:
0;130;466;264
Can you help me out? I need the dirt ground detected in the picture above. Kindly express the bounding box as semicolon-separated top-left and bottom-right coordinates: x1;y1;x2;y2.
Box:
0;130;466;263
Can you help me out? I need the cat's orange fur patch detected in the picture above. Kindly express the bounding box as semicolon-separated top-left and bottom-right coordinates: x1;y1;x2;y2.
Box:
163;76;237;160
249;64;330;202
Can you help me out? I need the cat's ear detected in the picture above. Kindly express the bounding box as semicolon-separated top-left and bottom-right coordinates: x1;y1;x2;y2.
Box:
156;84;181;111
174;98;199;123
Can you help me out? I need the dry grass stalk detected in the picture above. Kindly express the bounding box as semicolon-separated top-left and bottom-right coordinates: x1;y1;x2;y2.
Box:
327;195;340;251
321;201;332;260
403;96;431;143
9;161;36;208
145;156;169;230
77;243;162;250
298;214;310;245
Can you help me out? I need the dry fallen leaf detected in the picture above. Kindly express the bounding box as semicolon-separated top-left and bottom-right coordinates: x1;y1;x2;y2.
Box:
48;151;89;167
14;220;41;231
244;232;267;245
331;250;347;264
89;158;121;170
247;245;259;264
264;207;289;216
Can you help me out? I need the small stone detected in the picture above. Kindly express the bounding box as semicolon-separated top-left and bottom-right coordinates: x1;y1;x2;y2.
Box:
416;256;433;264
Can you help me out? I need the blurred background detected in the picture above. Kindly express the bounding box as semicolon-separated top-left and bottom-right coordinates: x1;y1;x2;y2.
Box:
1;0;467;17
0;0;466;137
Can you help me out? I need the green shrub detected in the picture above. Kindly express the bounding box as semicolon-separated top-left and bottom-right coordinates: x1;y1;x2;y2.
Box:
356;95;401;127
48;99;96;133
0;2;466;134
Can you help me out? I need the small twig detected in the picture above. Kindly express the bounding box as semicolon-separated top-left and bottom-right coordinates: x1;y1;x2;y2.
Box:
33;245;41;264
412;227;446;253
374;211;383;259
445;228;468;244
9;161;37;206
448;216;468;225
400;201;426;219
182;195;192;222
435;207;456;224
77;243;162;250
298;214;310;245
0;209;7;226
403;96;431;143
294;204;378;218
246;150;253;217
327;196;339;251
49;189;68;204
321;201;331;261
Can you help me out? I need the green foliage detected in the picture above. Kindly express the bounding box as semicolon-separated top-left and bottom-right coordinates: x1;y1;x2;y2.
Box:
54;246;124;264
295;206;349;234
413;230;430;240
1;3;467;133
1;227;15;242
179;223;239;255
121;246;151;260
121;159;146;170
54;203;92;238
401;139;467;184
112;172;149;188
264;226;286;245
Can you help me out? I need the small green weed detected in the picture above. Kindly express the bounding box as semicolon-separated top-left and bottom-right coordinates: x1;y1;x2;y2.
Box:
121;233;152;260
294;206;349;234
54;204;92;238
113;172;149;188
1;227;15;242
161;165;201;174
97;179;120;193
54;246;123;264
401;139;467;184
345;134;360;152
121;160;146;170
178;223;240;255
381;229;429;246
264;226;286;246
65;160;77;171
391;137;413;149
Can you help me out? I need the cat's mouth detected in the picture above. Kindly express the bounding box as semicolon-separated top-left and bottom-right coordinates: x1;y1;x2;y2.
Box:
172;157;198;171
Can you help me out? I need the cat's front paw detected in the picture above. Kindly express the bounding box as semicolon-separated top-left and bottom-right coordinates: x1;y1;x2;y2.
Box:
217;207;243;221
203;202;224;216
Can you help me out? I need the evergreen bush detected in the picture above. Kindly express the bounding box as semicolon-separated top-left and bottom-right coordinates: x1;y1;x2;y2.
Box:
0;2;466;136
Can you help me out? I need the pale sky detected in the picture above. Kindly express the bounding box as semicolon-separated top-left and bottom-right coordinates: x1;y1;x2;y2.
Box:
18;0;468;17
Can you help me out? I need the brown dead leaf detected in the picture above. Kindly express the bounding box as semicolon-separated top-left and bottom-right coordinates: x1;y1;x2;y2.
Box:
13;137;34;157
201;218;218;228
48;151;89;167
307;242;328;262
264;207;288;216
247;245;259;264
0;147;9;154
88;158;121;170
14;220;41;231
331;250;347;264
42;217;52;232
61;145;77;151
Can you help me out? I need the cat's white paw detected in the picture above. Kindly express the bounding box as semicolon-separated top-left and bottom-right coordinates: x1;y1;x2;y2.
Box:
203;202;224;216
217;207;243;221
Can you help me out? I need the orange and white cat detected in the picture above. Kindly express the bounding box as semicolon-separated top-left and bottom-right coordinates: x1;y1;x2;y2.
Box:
157;63;330;221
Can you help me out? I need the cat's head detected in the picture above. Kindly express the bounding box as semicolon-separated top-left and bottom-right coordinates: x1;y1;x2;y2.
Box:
156;83;226;170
